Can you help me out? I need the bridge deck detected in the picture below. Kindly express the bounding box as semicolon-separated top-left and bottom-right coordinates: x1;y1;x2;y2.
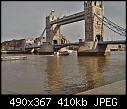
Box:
25;40;125;49
98;40;126;45
50;11;84;25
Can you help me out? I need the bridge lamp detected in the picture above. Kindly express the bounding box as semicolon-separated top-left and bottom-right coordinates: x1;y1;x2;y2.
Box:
51;9;55;12
51;9;55;15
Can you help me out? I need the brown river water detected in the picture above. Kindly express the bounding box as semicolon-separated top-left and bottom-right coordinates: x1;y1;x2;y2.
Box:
1;51;126;94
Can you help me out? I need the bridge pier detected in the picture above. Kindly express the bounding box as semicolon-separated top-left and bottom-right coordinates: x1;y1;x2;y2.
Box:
77;41;111;56
38;43;54;55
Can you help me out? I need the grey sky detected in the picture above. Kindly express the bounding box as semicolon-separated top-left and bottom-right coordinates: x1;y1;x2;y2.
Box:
1;1;126;42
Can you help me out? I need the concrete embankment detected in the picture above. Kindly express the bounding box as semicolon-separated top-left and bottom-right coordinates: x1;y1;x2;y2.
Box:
77;80;126;95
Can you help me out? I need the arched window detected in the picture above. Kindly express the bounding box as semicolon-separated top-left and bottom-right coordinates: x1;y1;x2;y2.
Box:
84;1;87;7
99;2;103;8
90;1;92;5
53;40;57;44
84;3;86;7
96;34;103;42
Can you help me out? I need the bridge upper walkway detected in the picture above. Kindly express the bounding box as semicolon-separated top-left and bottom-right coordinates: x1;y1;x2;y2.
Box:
50;11;84;25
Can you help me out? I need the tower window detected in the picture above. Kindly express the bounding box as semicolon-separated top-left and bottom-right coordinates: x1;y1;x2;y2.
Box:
100;2;103;8
84;3;87;7
53;40;57;44
94;1;96;6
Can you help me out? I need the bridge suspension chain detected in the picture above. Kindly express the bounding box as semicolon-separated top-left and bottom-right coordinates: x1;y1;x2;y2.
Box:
39;27;46;40
34;27;46;45
94;13;126;37
104;16;125;32
103;16;126;36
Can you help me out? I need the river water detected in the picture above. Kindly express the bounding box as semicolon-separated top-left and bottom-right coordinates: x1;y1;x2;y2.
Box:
1;51;126;94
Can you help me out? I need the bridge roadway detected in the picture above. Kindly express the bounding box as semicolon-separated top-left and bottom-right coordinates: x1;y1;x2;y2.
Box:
98;40;126;45
25;43;79;49
53;43;79;50
54;40;126;49
50;11;85;25
25;40;126;50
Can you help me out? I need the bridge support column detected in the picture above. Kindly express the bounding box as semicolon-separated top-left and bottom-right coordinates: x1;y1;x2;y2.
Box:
39;10;62;55
39;43;54;55
78;1;108;56
77;42;111;56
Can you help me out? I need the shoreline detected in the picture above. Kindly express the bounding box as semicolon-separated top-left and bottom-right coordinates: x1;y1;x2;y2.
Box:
76;80;126;95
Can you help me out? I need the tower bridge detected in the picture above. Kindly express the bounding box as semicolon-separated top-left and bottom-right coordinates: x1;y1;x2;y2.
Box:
36;1;126;55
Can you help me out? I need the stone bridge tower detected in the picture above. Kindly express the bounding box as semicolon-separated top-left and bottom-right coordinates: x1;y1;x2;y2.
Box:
78;1;110;55
84;1;104;42
39;10;61;54
46;10;61;45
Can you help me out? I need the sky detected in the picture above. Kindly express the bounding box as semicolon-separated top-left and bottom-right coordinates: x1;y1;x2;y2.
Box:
1;1;126;42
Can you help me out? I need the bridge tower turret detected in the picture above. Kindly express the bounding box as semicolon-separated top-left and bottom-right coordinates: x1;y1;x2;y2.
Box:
46;10;61;45
84;1;104;42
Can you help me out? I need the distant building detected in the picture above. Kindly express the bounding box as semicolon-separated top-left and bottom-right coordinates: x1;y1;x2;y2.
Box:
1;37;36;51
34;37;46;46
1;39;26;51
108;44;126;51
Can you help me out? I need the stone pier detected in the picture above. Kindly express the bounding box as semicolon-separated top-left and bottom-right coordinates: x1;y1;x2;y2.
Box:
78;41;111;56
38;43;54;55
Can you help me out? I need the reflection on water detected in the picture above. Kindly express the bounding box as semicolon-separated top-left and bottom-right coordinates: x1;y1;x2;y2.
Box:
46;56;63;94
77;56;107;92
1;51;126;94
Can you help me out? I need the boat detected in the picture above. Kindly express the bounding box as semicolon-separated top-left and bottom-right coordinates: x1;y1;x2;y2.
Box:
59;51;70;56
1;56;27;61
67;50;74;53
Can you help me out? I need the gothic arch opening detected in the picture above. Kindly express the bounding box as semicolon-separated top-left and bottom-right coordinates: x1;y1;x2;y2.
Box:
96;34;103;41
53;40;58;44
